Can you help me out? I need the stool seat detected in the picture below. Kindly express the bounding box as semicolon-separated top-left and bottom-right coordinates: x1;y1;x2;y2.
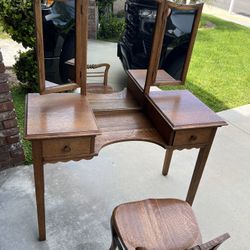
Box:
111;199;202;250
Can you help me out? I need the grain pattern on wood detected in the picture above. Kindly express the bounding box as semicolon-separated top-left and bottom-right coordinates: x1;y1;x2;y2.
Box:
34;0;45;94
86;85;113;94
144;0;170;94
42;137;93;160
76;0;88;95
88;89;141;113
24;93;100;140
94;112;166;153
148;90;227;130
111;199;202;249
173;128;213;146
128;69;181;90
43;83;79;94
127;75;145;106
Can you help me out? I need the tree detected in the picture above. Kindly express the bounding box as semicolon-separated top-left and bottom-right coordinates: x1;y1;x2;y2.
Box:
0;0;35;48
0;0;38;91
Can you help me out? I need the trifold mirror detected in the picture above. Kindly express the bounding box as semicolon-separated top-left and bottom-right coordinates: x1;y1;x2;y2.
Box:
34;0;202;95
34;0;87;95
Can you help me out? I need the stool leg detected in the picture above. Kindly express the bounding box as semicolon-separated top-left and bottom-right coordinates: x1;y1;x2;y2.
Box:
109;219;117;250
162;147;174;176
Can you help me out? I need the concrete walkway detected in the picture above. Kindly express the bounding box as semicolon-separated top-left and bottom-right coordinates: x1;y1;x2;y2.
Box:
0;103;250;249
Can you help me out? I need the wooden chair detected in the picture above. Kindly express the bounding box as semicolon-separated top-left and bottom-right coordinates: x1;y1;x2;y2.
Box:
85;63;113;94
110;199;230;250
45;61;113;94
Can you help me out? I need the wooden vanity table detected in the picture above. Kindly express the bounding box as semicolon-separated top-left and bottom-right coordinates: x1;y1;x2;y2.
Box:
26;0;227;240
25;88;226;241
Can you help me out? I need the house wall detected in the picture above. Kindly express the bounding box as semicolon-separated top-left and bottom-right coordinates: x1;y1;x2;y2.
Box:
113;0;125;14
88;0;98;39
0;53;24;172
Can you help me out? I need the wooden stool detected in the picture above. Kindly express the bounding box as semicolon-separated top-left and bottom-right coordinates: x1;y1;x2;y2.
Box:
110;199;230;250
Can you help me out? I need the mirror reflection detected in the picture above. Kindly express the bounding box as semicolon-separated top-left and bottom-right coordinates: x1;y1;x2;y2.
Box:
160;8;196;80
118;1;197;82
41;0;76;85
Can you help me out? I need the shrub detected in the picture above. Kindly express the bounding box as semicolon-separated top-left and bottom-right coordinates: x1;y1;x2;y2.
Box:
98;15;125;40
13;50;39;92
0;0;37;91
0;0;35;48
97;0;114;17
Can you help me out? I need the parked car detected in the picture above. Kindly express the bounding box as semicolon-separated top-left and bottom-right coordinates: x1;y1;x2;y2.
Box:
41;0;75;84
117;0;197;80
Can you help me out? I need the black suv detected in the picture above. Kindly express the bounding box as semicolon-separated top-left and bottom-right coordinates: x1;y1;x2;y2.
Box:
118;0;197;80
42;0;75;84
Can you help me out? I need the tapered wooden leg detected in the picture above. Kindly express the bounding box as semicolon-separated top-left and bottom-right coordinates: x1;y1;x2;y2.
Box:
186;129;216;206
162;147;174;176
32;140;46;241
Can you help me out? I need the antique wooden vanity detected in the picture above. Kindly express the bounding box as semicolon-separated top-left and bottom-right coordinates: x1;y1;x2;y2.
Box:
25;0;227;240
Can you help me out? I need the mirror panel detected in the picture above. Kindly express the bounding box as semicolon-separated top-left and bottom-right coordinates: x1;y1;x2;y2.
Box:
34;0;87;94
159;7;197;81
42;0;76;85
119;0;202;92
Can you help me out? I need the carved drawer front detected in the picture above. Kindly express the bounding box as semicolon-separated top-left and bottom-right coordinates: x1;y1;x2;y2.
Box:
173;128;212;146
42;137;93;161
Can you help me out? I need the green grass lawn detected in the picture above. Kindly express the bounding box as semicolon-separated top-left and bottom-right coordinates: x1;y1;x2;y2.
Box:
11;86;32;164
11;14;250;164
162;14;250;111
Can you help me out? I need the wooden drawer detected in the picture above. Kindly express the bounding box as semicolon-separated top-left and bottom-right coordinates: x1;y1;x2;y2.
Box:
173;128;212;146
42;137;94;161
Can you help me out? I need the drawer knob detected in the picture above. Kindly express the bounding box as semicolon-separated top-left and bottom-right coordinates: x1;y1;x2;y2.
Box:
189;135;197;141
63;145;71;153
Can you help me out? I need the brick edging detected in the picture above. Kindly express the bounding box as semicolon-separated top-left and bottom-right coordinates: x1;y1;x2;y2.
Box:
0;52;24;171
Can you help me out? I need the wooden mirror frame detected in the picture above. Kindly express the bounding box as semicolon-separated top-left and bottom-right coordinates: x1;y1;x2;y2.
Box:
144;0;203;94
34;0;88;95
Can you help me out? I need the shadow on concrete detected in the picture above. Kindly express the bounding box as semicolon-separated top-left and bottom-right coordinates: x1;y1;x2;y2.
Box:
236;12;250;18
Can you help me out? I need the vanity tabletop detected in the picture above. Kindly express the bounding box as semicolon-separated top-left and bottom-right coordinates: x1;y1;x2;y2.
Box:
24;93;100;140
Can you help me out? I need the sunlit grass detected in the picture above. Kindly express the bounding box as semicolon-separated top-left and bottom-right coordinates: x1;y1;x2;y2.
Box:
162;14;250;111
